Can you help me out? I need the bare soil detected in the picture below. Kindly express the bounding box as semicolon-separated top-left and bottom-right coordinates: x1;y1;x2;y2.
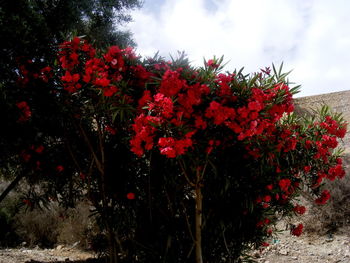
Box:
0;246;96;263
1;228;350;263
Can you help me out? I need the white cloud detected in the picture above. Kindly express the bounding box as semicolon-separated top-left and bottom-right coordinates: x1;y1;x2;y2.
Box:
125;0;350;97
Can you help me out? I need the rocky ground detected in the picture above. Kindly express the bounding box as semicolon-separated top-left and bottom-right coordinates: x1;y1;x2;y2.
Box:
0;245;96;263
251;226;350;263
1;228;350;263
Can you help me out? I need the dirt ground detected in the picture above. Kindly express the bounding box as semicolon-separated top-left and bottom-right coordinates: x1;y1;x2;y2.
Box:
0;246;96;263
251;226;350;263
1;228;350;263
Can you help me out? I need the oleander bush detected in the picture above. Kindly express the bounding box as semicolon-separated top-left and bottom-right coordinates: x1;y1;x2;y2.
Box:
1;37;347;263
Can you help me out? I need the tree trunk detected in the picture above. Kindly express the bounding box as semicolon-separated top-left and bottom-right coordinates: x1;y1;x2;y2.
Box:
195;185;203;263
107;227;118;263
0;173;24;204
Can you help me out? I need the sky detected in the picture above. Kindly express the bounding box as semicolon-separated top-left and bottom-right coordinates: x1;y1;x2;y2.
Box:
124;0;350;97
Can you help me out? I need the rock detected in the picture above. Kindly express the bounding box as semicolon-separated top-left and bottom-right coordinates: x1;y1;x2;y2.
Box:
326;237;334;242
279;249;289;255
70;241;80;249
56;245;64;250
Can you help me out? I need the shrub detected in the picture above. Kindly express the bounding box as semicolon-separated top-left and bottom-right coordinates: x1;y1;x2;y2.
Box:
57;201;98;249
14;203;61;247
0;190;21;247
6;37;347;263
303;153;350;235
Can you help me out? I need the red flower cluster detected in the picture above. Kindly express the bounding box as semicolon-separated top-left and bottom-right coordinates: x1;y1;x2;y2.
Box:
58;37;146;99
59;37;96;93
321;116;347;138
158;135;193;158
130;62;296;159
130;114;161;156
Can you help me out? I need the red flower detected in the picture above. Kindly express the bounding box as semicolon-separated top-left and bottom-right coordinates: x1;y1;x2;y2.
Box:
61;71;80;83
205;101;235;125
216;74;234;96
336;126;347;138
315;189;331;205
293;205;306;215
160;147;177;158
130;114;160;156
35;145;44;154
21;150;31;162
149;93;174;118
157;136;193;158
103;86;118;97
303;166;311;173
126;192;135;200
327;164;345;180
207;59;219;69
70;52;79;62
262;203;270;208
95;77;110;87
105;125;116;135
304;140;313;149
138;90;152;109
248;101;263;112
16;101;31;122
56;165;64;172
72;36;81;46
256;221;264;228
278;178;291;192
79;173;86;180
263;195;271;203
159;70;185;97
291;223;303;236
266;184;273;191
194;115;207;130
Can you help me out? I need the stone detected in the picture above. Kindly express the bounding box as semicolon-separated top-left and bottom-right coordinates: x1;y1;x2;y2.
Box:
279;249;289;256
56;245;64;250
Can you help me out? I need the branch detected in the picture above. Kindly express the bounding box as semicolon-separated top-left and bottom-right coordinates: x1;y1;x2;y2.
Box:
95;116;105;170
178;159;195;187
181;201;195;243
0;172;24;204
65;140;82;172
78;123;104;175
